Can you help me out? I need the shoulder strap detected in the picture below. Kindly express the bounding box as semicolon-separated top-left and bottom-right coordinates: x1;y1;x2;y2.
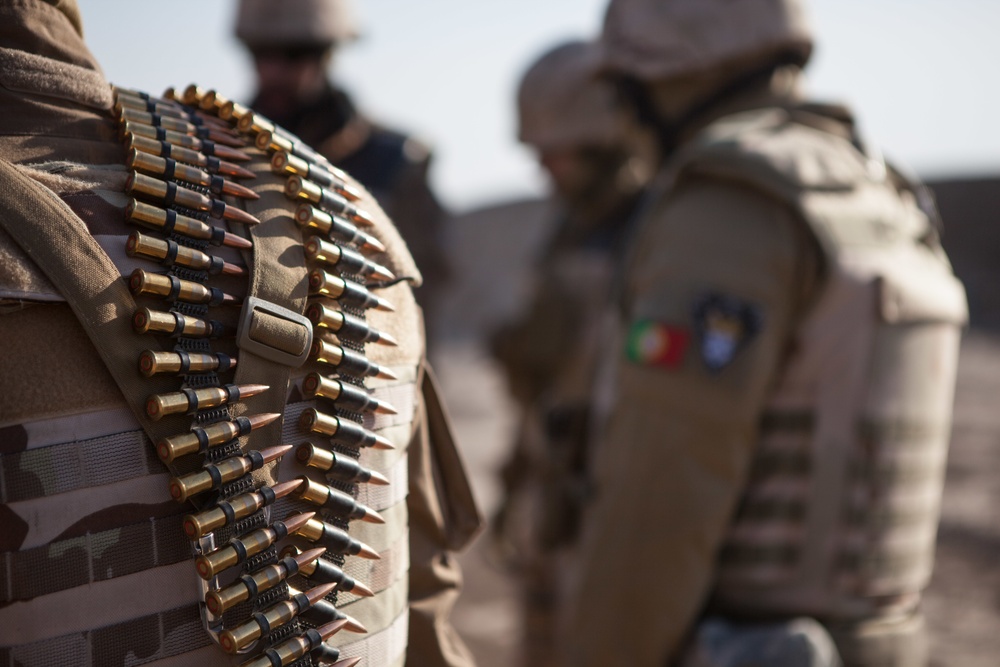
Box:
0;158;181;445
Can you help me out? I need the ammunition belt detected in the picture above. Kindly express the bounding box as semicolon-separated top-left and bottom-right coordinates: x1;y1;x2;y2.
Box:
111;83;404;666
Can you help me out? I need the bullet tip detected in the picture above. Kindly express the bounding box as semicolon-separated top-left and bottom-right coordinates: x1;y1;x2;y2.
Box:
367;469;391;486
283;511;316;534
224;205;261;226
374;400;398;416
317;618;351;641
223;231;253;249
372;434;395;451
376;330;399;347
214;145;252;162
262;444;295;463
221;261;246;277
342;613;368;634
208;129;246;148
364;236;387;253
375;366;398;381
357;541;380;560
372;265;396;282
271;478;304;499
375;296;396;313
362;507;386;525
225;182;260;200
306;581;339;604
350;580;376;597
227;163;257;179
250;412;282;429
294;546;328;566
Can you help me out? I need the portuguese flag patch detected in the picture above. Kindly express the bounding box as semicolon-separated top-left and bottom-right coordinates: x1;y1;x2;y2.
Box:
625;320;690;369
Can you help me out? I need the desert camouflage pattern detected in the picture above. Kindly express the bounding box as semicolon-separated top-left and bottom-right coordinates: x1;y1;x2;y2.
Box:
0;2;479;666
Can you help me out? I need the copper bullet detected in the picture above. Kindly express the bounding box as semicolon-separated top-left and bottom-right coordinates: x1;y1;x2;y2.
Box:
284;175;374;227
126;231;245;276
304;236;394;281
156;412;280;463
168;445;291;502
126;171;260;226
139;349;236;377
205;546;327;615
126;133;255;179
145;383;268;420
127;148;259;200
123;120;252;161
295;442;391;486
305;302;397;347
195;511;315;580
125;198;252;249
183;478;301;539
300;373;397;415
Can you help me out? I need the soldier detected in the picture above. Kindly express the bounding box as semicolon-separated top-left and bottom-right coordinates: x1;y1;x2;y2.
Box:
0;1;480;666
489;40;653;667
557;1;968;666
234;0;452;348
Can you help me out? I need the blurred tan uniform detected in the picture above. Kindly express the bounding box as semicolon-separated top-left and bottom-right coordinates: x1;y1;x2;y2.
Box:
0;1;479;665
558;1;967;666
489;41;651;667
236;0;451;341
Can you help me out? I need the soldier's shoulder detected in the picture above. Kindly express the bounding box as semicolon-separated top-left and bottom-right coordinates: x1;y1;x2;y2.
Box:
365;124;432;166
677;105;873;203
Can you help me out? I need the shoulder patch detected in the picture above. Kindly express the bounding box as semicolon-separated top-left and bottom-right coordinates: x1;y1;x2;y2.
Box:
692;293;762;372
625;320;690;369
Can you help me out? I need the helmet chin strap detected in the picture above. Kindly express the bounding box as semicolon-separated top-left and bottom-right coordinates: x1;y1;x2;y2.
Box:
625;52;806;156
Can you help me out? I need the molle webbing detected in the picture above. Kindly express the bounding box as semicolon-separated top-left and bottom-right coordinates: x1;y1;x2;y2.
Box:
0;514;188;603
1;81;412;665
693;107;966;625
0;604;212;667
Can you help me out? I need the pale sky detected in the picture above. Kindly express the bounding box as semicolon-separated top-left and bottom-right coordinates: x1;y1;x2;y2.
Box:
79;0;1000;212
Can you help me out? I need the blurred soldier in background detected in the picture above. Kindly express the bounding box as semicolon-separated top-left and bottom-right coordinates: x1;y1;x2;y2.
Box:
489;39;654;667
235;0;452;348
0;0;479;665
558;1;967;666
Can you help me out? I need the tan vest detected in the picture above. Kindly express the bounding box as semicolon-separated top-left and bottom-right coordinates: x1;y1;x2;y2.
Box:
0;78;426;665
676;107;967;621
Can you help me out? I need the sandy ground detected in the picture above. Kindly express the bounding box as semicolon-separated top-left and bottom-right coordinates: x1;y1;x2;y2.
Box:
430;197;1000;666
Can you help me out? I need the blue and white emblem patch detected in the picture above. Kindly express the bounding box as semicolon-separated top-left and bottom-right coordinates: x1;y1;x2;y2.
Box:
692;293;762;372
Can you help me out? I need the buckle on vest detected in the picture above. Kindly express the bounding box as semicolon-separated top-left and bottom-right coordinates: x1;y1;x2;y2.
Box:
236;296;313;367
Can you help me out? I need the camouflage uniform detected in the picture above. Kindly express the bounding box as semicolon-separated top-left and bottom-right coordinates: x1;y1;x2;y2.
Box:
557;1;967;666
489;40;651;667
0;1;479;665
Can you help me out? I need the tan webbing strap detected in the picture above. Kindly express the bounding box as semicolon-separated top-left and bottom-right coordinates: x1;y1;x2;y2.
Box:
0;159;180;446
420;364;483;551
229;159;310;484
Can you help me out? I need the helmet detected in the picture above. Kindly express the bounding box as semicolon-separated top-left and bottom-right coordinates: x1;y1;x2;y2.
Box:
518;40;626;151
598;0;813;82
235;0;359;49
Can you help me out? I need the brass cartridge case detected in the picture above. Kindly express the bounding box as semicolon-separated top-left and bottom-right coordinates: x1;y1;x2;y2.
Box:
129;269;232;306
132;307;220;339
138;350;236;377
293;203;383;251
284;176;373;226
304;236;393;280
296;443;378;485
